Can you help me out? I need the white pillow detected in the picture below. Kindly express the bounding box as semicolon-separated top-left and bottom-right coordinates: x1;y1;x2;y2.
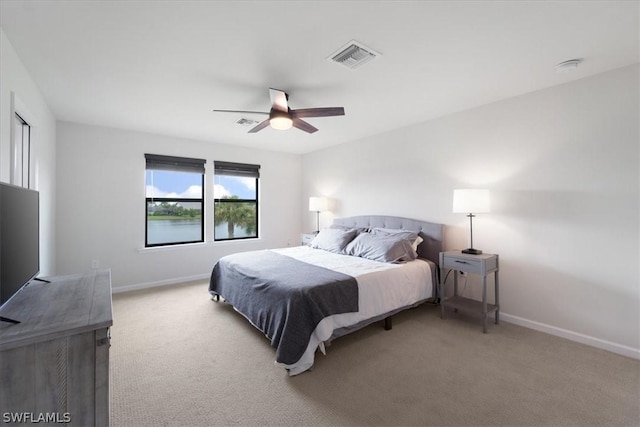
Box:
412;235;424;252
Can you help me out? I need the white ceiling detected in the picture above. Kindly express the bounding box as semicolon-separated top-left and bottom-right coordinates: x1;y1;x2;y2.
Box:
1;1;638;154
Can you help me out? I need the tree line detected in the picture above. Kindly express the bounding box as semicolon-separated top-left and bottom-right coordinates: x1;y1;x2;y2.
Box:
148;197;256;239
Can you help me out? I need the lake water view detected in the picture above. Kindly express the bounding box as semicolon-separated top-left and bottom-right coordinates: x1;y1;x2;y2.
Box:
147;219;252;244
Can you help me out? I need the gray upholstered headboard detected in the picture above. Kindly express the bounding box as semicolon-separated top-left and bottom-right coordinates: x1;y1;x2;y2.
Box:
332;215;444;266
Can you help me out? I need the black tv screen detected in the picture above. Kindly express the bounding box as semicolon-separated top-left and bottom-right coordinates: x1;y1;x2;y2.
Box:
0;182;39;306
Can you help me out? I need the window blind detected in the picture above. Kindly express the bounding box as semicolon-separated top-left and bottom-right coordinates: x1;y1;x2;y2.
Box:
214;161;260;178
145;154;206;174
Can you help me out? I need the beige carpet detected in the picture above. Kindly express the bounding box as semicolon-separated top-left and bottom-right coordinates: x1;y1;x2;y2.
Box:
110;280;639;426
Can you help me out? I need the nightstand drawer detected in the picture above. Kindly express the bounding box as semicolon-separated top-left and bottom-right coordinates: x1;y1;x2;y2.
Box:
443;256;483;274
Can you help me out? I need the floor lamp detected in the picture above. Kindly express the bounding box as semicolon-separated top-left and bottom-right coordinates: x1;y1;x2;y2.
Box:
453;189;490;255
309;197;328;233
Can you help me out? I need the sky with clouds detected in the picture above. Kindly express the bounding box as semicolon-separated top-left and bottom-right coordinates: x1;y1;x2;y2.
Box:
145;171;256;199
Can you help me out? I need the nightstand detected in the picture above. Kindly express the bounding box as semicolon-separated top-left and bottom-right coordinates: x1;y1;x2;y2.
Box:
300;233;316;246
439;250;499;333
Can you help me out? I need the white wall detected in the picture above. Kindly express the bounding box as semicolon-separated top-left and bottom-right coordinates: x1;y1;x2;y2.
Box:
302;65;640;356
56;121;302;290
0;28;57;276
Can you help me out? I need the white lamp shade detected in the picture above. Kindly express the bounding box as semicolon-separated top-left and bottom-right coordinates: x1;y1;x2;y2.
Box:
270;116;293;130
309;196;329;212
453;189;490;213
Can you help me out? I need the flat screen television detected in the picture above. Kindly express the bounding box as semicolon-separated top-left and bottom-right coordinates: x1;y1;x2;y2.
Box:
0;182;39;313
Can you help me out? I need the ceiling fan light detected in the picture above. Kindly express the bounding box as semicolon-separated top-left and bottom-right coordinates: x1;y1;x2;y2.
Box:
270;116;293;130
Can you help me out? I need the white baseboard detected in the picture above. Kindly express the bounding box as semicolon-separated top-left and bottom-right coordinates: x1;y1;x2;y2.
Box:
501;313;640;360
111;273;210;294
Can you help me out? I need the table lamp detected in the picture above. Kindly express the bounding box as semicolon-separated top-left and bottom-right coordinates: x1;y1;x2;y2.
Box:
453;189;490;255
309;197;329;233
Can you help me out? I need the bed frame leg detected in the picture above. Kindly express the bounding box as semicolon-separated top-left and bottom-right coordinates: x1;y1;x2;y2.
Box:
211;293;220;302
384;316;392;330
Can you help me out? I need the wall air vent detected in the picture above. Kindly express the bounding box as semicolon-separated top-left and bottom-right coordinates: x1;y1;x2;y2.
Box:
327;40;381;70
235;118;260;127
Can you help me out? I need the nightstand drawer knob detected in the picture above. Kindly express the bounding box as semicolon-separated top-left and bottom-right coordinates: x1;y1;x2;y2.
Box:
454;260;469;264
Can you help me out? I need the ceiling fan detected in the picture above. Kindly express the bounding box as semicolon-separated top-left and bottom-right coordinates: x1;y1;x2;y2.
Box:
214;88;345;134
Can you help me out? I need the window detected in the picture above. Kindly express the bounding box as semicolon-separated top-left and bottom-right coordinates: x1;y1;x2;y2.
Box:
214;161;260;241
145;154;206;247
12;113;31;188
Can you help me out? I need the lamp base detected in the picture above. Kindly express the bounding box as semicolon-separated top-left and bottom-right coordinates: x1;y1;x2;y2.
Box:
462;248;483;255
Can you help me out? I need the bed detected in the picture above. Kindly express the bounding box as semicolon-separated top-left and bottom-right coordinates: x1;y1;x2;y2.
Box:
209;215;444;375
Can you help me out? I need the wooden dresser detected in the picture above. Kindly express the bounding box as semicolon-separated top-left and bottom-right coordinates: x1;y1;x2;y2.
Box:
0;270;112;426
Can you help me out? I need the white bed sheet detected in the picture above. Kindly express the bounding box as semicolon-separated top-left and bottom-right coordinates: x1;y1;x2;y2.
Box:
272;246;433;375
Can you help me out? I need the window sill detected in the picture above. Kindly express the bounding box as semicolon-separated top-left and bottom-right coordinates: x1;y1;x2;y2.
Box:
137;238;261;253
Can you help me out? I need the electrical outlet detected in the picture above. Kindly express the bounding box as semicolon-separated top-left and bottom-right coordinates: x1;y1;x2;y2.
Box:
91;259;99;269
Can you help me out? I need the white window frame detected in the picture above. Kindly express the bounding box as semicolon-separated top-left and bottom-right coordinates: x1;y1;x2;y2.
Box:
10;92;36;189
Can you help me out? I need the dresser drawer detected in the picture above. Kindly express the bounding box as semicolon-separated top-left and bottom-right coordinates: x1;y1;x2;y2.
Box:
443;256;483;274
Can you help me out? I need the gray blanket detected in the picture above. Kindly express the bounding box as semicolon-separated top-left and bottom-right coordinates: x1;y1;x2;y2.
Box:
209;250;359;365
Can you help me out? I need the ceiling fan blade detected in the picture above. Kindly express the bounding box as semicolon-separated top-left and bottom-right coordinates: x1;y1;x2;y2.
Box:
269;88;289;112
213;109;269;115
291;107;345;118
248;119;271;133
292;118;318;134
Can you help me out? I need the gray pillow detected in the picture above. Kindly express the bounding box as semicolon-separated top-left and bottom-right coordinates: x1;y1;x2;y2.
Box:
329;224;368;234
370;228;421;258
345;232;417;263
370;227;418;242
310;228;358;253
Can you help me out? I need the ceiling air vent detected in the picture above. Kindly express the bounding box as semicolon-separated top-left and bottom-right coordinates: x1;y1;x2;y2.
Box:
327;40;381;70
235;118;260;127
